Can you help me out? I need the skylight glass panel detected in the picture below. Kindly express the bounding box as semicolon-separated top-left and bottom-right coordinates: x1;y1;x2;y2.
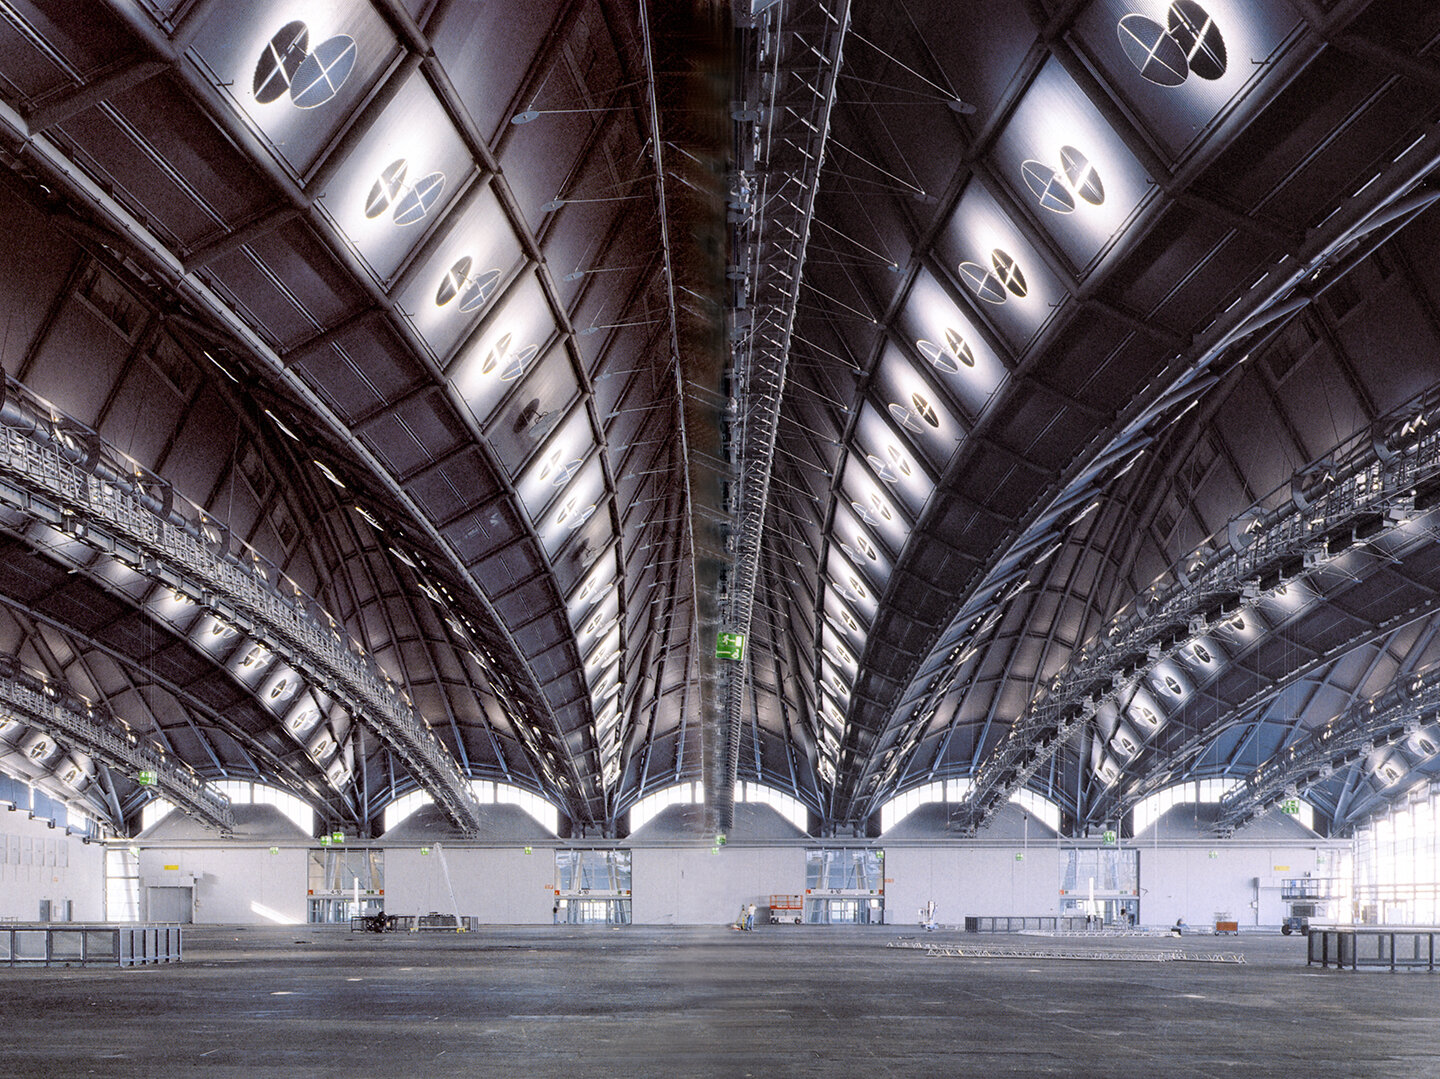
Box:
450;273;556;423
1255;578;1317;619
226;637;275;687
394;183;521;362
1181;634;1226;676
142;583;198;628
1072;0;1301;159
257;663;302;715
896;270;1008;423
824;547;880;623
990;58;1156;272
315;71;473;282
821;626;859;675
840;458;912;557
190;612;241;657
515;404;596;524
824;590;869;651
821;662;851;704
853;401;938;519
568;554;618;622
1110;719;1144;760
190;1;397;175
829;500;895;586
1127;689;1165;737
940;180;1068;352
536;457;606;559
576;589;620;642
584;625;621;672
1151;661;1192;703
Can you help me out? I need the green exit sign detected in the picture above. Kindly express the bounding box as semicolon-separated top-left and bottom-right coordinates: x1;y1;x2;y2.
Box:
1102;829;1118;846
1280;798;1301;815
136;770;157;786
331;831;345;844
716;632;745;660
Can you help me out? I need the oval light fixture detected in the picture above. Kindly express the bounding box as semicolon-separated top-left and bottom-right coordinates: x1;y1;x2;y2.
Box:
290;34;357;109
253;22;310;104
365;159;408;219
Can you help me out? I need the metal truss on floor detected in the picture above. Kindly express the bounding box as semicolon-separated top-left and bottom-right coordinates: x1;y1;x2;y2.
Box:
886;940;1246;963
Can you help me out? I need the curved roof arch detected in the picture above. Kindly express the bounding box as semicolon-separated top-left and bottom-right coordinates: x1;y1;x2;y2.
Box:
0;0;1437;839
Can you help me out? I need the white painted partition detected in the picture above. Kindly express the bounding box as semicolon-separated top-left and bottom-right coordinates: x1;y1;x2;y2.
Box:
117;833;1351;929
631;845;807;925
0;812;103;922
1137;842;1341;928
136;846;307;925
884;845;1063;926
384;846;558;924
884;839;1349;930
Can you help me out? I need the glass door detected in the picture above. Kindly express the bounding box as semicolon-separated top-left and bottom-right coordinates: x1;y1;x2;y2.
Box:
307;848;384;923
1060;896;1139;927
554;898;631;925
802;851;886;924
803;897;885;924
554;850;632;925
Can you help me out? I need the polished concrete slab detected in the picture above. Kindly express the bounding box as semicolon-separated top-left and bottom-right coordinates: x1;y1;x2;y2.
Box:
1;925;1437;1077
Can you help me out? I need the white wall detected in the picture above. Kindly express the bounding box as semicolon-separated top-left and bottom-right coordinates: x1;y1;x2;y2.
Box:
632;846;806;925
883;841;1350;929
136;846;308;925
0;812;104;922
113;837;1351;928
1138;843;1341;928
384;846;558;923
126;842;563;926
884;846;1062;926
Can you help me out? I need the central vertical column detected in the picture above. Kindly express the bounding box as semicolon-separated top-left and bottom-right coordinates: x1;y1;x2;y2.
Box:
639;0;732;834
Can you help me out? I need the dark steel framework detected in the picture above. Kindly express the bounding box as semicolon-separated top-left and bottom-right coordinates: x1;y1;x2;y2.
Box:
0;0;1436;840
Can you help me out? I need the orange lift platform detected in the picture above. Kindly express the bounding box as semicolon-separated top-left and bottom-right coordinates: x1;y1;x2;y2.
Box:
768;894;803;924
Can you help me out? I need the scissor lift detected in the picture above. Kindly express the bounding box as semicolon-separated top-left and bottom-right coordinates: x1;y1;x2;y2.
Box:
1282;876;1341;935
768;894;803;924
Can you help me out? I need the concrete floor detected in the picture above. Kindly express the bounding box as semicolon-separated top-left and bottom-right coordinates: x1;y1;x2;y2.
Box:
1;925;1438;1077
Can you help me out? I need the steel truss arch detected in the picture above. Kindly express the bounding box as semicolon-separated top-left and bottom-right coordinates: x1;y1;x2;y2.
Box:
717;0;852;831
957;386;1440;832
848;126;1440;827
1098;605;1440;830
0;382;485;834
1217;666;1440;834
0;653;232;832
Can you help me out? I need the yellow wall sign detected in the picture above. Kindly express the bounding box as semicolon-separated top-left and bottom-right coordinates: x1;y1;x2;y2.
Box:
163;864;179;871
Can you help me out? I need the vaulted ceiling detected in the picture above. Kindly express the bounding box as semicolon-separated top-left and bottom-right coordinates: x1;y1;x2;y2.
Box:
0;0;1438;838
